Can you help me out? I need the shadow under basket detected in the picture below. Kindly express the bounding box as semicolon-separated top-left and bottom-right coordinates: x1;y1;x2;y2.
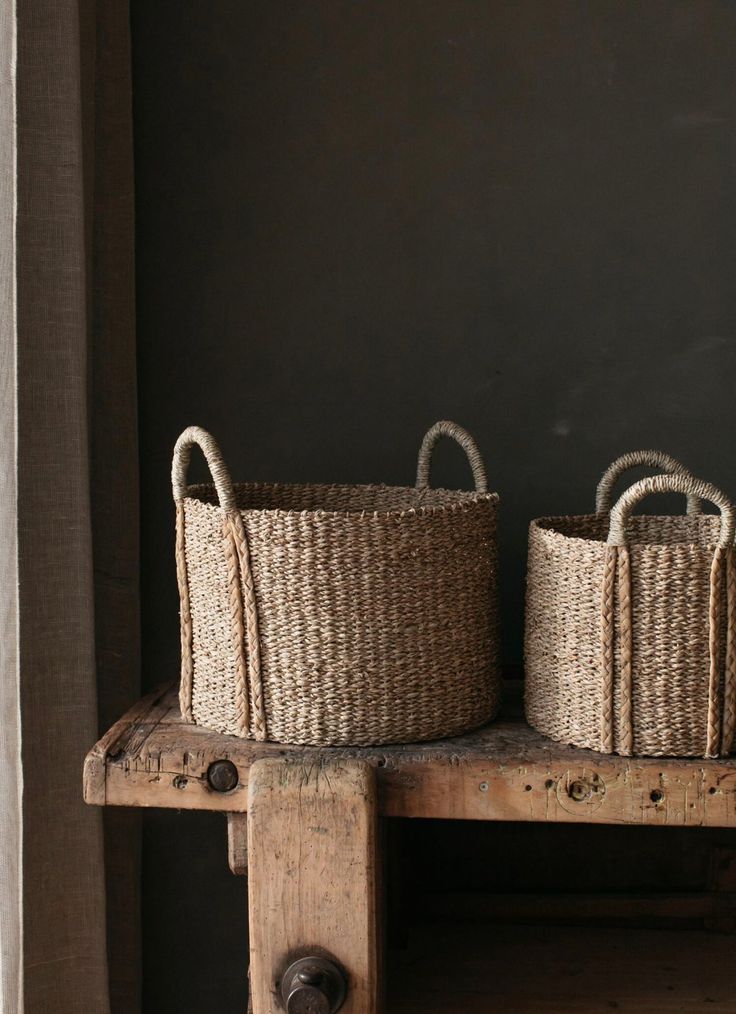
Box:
172;420;501;746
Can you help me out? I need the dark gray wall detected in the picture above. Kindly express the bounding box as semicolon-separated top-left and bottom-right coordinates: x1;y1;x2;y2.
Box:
131;2;736;1010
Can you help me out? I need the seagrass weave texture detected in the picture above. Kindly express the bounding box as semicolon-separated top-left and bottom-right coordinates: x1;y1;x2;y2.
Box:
525;453;736;758
173;420;500;746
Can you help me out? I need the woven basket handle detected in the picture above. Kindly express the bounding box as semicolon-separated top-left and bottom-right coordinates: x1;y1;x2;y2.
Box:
415;420;487;493
172;426;236;512
596;450;702;516
608;474;735;548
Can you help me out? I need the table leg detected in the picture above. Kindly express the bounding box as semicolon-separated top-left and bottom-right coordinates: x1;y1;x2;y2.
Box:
227;812;248;876
247;758;381;1014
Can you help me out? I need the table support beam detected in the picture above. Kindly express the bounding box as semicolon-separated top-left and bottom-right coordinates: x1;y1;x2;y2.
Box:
247;758;380;1014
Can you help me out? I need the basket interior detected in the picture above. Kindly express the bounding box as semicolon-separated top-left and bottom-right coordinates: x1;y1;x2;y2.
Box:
536;512;723;547
187;481;489;515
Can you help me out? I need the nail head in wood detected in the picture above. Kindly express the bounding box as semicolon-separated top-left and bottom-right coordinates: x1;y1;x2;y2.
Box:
207;759;239;793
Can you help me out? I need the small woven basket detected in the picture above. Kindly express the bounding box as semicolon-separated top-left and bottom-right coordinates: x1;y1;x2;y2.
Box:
524;450;736;758
173;420;501;746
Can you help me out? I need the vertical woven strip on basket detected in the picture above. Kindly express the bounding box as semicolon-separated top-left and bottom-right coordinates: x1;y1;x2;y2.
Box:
706;547;726;758
722;549;736;756
222;514;251;736
616;546;633;756
600;545;617;753
175;502;194;722
228;510;266;741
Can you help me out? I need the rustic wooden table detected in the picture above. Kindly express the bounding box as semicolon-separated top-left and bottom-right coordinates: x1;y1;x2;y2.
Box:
84;683;736;1014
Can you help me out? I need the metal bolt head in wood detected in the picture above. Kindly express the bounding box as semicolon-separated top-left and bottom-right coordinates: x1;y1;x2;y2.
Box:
569;779;592;802
206;759;239;793
281;956;347;1014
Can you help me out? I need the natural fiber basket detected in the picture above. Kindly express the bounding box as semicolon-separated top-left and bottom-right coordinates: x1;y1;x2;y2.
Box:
172;420;500;746
525;451;736;758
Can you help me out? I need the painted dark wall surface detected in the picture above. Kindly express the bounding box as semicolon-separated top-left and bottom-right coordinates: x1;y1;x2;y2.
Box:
131;2;736;1010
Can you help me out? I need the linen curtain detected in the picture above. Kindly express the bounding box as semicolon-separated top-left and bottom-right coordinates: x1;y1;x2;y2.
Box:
2;1;140;1011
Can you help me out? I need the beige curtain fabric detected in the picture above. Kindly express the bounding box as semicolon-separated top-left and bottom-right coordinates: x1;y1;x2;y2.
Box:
7;1;140;1011
0;1;23;1012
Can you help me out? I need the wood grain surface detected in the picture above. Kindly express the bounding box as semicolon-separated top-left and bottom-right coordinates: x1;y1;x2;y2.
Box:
84;682;736;827
247;758;380;1014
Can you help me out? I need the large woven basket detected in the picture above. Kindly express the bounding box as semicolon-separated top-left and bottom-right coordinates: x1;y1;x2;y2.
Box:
172;420;500;746
525;451;736;758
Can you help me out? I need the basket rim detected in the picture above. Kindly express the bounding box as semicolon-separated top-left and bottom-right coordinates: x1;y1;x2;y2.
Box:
183;480;498;520
529;511;722;551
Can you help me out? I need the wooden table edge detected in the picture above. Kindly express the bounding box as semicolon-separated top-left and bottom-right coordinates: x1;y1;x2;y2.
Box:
83;682;736;828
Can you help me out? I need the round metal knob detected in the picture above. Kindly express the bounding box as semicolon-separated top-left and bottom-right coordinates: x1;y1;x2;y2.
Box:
287;984;330;1014
281;956;347;1014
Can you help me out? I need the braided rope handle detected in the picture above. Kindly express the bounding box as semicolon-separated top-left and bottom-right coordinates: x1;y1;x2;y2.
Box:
415;420;488;493
172;426;236;512
596;450;702;516
608;474;735;547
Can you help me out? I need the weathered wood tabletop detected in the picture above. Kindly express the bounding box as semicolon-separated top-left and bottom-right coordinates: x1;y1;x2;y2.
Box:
84;681;736;828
